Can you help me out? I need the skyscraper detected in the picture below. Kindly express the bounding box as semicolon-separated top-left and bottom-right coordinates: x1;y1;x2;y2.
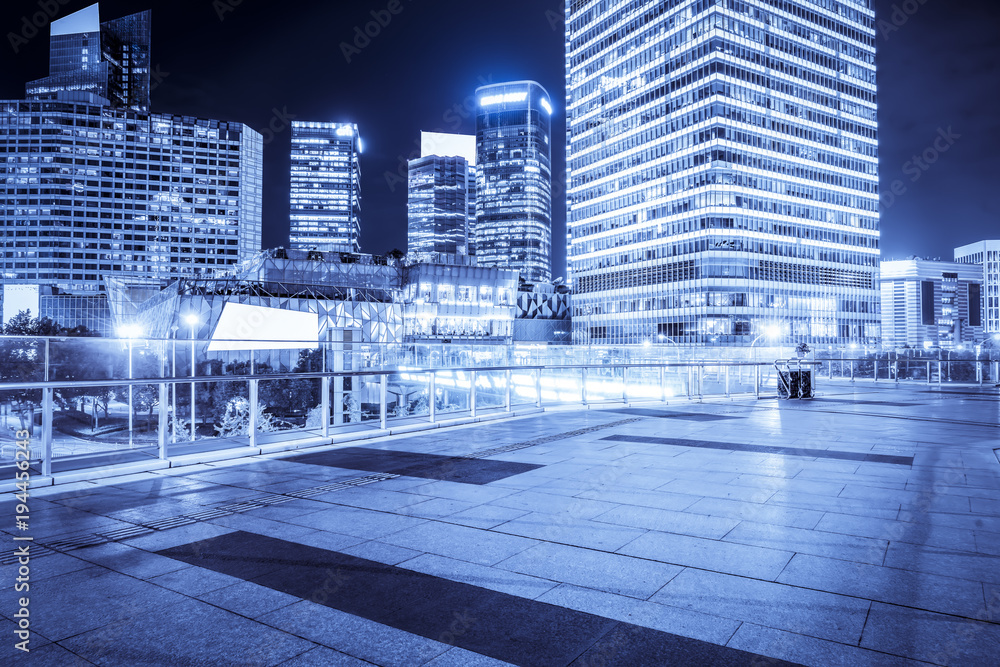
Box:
407;132;477;257
880;259;983;349
955;240;1000;335
476;81;553;283
26;3;151;113
0;5;262;311
289;122;362;254
565;1;880;346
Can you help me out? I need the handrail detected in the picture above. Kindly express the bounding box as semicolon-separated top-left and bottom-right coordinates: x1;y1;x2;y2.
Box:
0;360;822;393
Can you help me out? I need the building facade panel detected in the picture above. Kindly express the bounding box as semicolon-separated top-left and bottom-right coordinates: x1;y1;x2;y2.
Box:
289;121;362;254
476;81;553;283
565;0;880;346
880;259;983;349
0;100;263;296
955;240;1000;334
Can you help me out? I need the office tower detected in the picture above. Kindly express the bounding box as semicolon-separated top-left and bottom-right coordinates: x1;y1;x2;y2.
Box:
26;3;151;113
476;81;553;283
955;240;1000;334
566;2;881;345
289;122;362;254
880;259;983;349
407;132;477;257
0;5;262;310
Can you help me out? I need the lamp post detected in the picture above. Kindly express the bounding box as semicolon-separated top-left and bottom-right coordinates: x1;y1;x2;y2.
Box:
184;314;199;441
118;324;143;449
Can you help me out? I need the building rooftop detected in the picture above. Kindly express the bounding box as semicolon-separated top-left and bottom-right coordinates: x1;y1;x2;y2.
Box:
4;382;999;665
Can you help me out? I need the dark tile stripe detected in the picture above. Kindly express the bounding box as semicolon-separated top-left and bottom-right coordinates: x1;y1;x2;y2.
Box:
601;435;913;466
286;446;542;485
611;408;739;421
159;532;800;667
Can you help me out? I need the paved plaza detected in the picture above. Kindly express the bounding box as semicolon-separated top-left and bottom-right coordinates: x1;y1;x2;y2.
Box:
3;382;999;665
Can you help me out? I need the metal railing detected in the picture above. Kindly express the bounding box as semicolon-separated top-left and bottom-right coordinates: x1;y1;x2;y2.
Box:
0;357;807;482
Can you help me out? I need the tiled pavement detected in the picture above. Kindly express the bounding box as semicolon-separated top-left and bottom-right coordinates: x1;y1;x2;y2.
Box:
2;382;999;665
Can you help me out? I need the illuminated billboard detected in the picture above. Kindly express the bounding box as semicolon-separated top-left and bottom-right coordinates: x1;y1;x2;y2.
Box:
207;303;319;352
420;132;477;165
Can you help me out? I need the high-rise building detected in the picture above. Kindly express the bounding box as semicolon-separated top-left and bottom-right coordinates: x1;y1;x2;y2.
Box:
880;259;983;349
289;121;362;254
565;1;881;346
407;132;477;257
0;5;262;315
955;240;1000;335
476;81;553;283
26;4;151;113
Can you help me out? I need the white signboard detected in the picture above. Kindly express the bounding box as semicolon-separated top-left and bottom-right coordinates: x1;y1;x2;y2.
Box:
207;303;319;352
3;285;40;326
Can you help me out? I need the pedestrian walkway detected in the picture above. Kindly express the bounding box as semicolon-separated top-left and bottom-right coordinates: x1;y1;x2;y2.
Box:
3;382;999;665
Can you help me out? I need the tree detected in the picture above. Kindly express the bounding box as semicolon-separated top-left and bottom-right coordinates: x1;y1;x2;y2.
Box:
215;396;275;438
0;311;99;432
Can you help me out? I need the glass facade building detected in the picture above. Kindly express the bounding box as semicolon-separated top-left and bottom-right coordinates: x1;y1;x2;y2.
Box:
26;4;151;113
0;101;262;297
476;81;553;283
880;259;983;349
565;0;881;346
0;3;263;312
955;240;1000;335
289;121;362;254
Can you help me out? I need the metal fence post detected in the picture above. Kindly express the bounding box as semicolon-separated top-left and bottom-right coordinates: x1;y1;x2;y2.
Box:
248;379;258;448
380;374;387;430
430;373;436;422
622;366;628;404
926;361;931;385
505;369;512;412
874;360;878;382
937;361;943;386
535;368;542;408
321;376;330;437
581;367;587;405
659;365;666;402
41;387;53;477
158;383;168;459
470;370;477;418
725;365;730;398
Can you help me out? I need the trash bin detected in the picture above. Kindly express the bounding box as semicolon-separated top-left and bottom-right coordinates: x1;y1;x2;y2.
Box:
778;370;813;399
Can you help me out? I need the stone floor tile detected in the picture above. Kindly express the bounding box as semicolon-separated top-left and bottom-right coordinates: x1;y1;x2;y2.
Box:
860;601;1000;665
400;553;558;599
259;601;451;667
728;623;930;667
618;530;793;580
381;521;539;566
776;553;989;620
653;569;870;644
497;541;682;599
537;583;740;646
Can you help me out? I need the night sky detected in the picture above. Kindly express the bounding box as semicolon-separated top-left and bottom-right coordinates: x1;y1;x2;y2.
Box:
1;0;997;276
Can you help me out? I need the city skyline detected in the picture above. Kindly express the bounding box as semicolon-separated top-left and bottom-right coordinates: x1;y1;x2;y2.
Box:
2;0;996;278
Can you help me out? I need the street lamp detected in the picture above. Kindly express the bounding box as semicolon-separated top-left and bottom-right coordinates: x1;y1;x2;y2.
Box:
184;314;199;441
117;324;143;448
